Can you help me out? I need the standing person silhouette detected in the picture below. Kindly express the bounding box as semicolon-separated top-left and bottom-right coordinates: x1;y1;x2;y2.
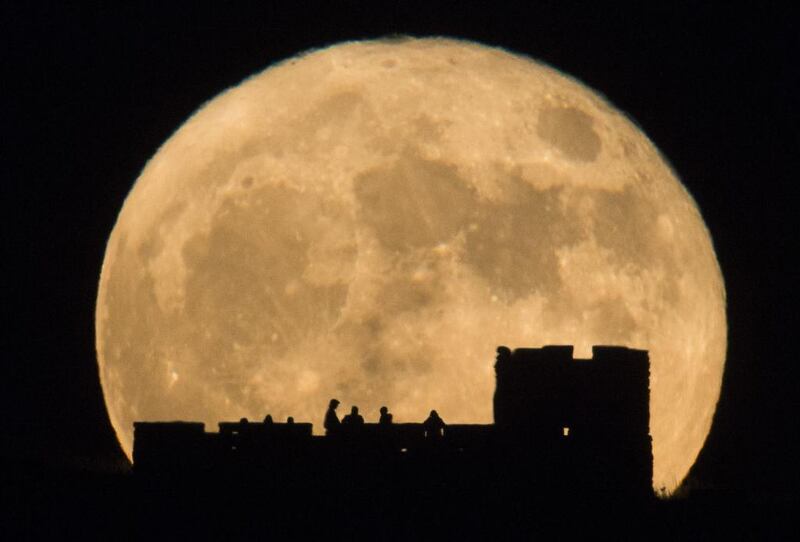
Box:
423;410;445;440
324;399;341;435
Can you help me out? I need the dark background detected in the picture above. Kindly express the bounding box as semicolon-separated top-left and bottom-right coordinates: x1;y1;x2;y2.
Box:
4;0;796;503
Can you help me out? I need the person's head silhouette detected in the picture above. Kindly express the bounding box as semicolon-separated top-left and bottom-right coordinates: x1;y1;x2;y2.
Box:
329;399;340;410
380;406;388;415
351;406;359;416
287;416;295;424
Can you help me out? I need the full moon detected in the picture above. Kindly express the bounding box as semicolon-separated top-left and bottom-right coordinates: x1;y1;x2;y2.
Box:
97;38;726;492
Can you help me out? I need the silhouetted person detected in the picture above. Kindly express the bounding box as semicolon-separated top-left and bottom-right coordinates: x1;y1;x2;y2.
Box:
324;399;341;435
239;417;249;425
423;410;445;440
287;416;295;424
379;406;393;425
342;406;364;426
263;414;274;424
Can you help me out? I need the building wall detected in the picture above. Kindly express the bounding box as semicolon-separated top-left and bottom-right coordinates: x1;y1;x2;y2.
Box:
132;345;652;494
493;345;652;492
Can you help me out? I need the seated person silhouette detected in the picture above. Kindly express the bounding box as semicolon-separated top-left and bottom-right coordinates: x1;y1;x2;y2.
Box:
263;414;274;424
379;406;393;426
287;416;295;424
238;417;250;435
236;417;251;448
324;398;341;435
423;410;445;440
342;406;364;426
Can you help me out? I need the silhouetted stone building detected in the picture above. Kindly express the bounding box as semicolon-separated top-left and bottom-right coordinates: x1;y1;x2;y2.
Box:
494;345;652;493
133;345;652;495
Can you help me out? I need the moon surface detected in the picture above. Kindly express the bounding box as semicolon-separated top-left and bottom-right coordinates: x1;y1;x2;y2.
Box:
96;38;726;492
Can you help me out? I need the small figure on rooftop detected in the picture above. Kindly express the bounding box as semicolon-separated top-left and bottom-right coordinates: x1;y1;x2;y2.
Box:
379;406;393;426
342;405;364;426
324;398;341;435
423;410;445;440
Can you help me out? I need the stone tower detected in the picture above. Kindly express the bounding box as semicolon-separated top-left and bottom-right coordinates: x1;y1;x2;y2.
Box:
493;345;652;493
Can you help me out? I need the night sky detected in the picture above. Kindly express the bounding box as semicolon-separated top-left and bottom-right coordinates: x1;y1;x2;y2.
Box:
4;2;796;497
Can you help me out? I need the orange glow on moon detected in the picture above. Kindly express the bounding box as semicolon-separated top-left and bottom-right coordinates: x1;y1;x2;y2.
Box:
96;38;726;493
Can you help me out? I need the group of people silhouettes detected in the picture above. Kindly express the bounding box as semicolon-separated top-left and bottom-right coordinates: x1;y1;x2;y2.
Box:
238;415;298;425
324;399;383;431
241;399;446;440
324;398;446;439
260;414;294;424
